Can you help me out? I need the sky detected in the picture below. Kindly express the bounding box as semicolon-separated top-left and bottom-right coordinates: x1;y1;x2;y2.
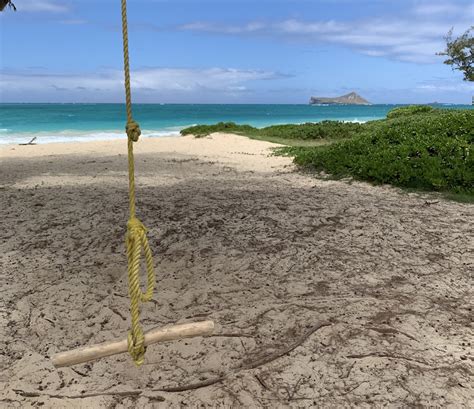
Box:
0;0;473;104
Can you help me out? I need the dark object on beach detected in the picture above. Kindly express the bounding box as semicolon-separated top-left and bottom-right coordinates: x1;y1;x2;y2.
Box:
0;1;16;11
19;137;37;146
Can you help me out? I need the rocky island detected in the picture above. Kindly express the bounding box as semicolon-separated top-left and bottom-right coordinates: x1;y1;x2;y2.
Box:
310;92;371;105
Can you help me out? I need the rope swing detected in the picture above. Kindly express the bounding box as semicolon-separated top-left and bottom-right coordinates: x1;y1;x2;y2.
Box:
50;0;214;369
120;0;156;367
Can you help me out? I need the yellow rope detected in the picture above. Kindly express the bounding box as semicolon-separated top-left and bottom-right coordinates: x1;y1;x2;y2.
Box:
120;0;156;366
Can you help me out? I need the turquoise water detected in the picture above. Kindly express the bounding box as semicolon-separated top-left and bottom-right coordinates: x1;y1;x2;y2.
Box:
0;103;471;144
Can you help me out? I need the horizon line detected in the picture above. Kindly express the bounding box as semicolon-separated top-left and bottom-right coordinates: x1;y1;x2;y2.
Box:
0;102;470;106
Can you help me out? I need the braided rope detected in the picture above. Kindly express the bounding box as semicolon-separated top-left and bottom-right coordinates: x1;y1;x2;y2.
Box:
120;0;156;366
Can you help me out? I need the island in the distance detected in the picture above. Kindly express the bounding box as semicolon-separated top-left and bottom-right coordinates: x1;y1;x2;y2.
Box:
309;92;371;105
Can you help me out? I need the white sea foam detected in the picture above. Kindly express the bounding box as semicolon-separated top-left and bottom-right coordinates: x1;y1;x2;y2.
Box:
289;118;372;126
343;118;369;124
165;124;197;131
0;128;181;145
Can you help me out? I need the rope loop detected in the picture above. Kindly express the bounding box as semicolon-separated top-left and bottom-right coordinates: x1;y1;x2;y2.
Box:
126;120;141;142
126;217;155;302
125;217;156;365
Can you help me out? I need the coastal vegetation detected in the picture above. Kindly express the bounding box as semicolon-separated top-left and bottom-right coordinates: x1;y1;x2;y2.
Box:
181;120;363;146
181;107;474;197
438;26;474;82
385;104;436;119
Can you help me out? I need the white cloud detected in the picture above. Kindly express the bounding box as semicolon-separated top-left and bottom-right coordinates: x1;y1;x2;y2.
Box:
361;50;388;57
0;67;285;102
180;21;266;34
178;1;473;64
413;3;464;16
276;19;346;35
416;79;474;92
18;0;69;13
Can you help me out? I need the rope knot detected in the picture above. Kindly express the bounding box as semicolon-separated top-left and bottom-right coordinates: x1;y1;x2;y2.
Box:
127;328;146;366
126;120;141;142
127;217;147;236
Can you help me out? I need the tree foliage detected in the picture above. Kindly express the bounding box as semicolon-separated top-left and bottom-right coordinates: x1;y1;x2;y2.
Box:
438;26;474;81
0;1;16;11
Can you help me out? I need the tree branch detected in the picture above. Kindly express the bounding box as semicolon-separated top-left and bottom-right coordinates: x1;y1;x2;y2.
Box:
13;389;164;401
0;1;16;11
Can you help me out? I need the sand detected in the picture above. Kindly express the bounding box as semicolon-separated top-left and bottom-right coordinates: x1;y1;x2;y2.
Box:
0;133;473;408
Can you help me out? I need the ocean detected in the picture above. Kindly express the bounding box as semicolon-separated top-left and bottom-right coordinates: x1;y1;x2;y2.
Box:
0;103;471;144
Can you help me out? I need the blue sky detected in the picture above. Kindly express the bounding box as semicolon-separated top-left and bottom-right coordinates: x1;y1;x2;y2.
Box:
0;0;473;104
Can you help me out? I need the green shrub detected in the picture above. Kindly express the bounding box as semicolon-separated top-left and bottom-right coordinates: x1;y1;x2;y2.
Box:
387;105;436;119
181;120;366;140
291;110;474;194
259;121;364;140
180;109;473;195
180;122;257;137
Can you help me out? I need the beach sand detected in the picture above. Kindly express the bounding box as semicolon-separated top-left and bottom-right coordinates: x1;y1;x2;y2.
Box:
1;133;473;408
